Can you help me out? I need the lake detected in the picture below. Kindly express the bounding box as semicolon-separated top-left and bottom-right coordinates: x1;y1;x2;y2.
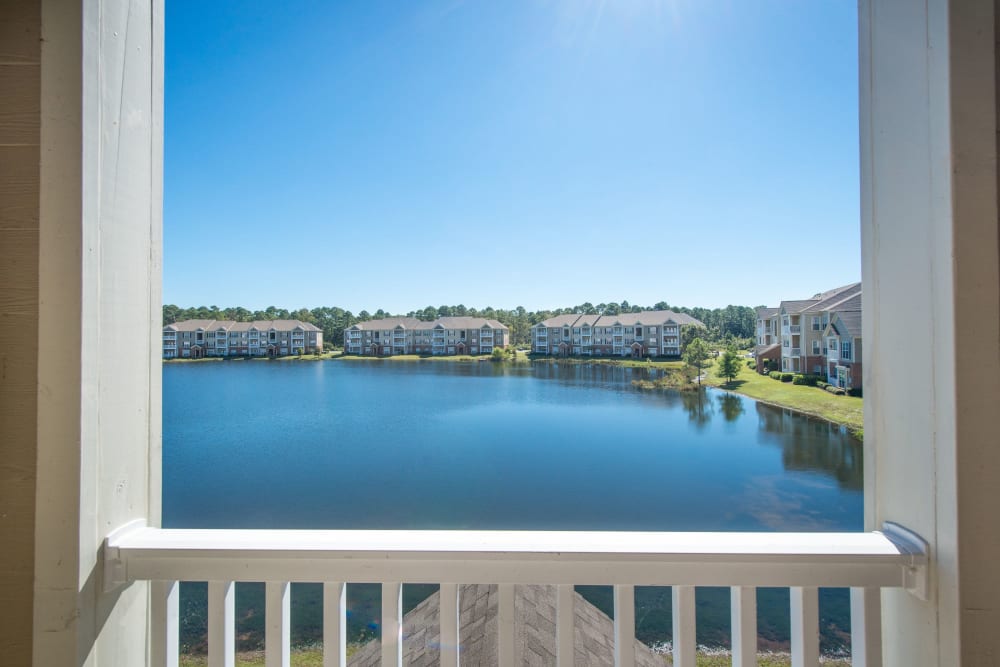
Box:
163;360;862;532
162;359;863;652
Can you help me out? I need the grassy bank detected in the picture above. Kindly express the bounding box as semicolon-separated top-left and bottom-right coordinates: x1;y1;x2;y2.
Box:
535;353;863;436
701;358;863;436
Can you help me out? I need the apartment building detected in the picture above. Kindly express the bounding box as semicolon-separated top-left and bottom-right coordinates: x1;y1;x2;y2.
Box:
755;307;780;346
755;283;862;388
531;311;705;357
344;316;509;356
824;310;862;389
162;319;323;358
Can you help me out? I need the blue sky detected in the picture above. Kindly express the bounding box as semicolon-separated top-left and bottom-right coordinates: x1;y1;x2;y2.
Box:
164;1;859;313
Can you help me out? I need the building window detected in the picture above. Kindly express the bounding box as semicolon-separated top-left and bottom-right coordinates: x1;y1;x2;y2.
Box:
841;341;852;361
812;340;821;355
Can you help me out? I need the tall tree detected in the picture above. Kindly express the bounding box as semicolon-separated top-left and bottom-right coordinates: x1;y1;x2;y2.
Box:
716;347;742;387
684;338;711;385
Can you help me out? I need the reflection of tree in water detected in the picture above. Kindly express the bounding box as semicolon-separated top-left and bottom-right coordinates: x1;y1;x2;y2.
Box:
680;389;714;429
755;402;863;490
717;392;745;422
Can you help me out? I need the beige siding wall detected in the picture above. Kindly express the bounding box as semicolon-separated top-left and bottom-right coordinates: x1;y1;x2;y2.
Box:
0;1;40;663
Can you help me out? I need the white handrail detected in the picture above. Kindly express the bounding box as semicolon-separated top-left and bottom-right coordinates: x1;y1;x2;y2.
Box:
104;527;924;589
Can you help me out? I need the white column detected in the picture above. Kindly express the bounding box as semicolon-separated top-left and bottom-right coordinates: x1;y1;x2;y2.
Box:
556;584;575;667
497;584;516;667
438;583;460;667
730;586;757;667
671;585;696;667
861;0;1000;664
208;581;235;667
613;584;635;667
33;0;164;663
381;582;402;667
265;582;290;667
790;587;819;667
151;580;179;667
850;587;882;667
323;582;346;667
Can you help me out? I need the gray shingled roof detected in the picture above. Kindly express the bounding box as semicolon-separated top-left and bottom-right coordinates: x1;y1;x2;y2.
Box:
164;319;216;332
756;307;779;319
538;310;704;329
163;319;321;333
834;310;862;337
349;317;425;331
779;300;817;315
536;314;588;328
351;316;509;331
804;284;862;313
812;282;861;301
433;316;509;331
347;584;663;667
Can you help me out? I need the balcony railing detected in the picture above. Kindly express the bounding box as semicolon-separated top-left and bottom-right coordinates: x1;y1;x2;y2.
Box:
790;325;802;334
105;523;926;667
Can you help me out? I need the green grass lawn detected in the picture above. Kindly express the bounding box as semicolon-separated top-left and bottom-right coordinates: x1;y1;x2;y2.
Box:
701;358;863;436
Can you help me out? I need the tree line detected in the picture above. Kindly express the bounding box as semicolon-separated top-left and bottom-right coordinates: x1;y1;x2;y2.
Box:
162;301;759;349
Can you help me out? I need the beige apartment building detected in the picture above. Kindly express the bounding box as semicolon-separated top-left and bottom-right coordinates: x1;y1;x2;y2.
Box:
344;316;509;356
823;310;863;390
531;311;704;357
163;319;323;358
755;283;862;388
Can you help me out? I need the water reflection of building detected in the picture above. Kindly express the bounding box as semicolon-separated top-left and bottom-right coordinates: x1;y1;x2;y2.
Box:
754;402;862;490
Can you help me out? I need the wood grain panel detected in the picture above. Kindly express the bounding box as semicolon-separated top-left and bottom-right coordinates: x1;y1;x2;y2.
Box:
0;146;40;229
0;64;39;145
0;0;40;64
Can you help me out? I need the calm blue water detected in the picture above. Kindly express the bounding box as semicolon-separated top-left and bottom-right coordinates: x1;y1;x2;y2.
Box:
163;361;862;532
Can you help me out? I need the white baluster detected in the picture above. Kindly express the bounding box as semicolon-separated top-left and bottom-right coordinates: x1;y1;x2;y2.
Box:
151;580;179;667
731;586;757;667
324;582;346;667
382;582;402;667
790;586;819;667
497;584;516;667
613;584;635;667
439;583;460;667
850;587;882;667
557;584;575;667
672;585;696;667
266;582;291;667
208;581;235;667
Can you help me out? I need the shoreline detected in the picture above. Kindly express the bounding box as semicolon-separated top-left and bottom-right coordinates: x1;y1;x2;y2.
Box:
163;352;862;438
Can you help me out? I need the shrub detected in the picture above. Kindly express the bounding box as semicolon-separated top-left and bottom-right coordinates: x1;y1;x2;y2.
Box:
792;374;806;385
817;381;829;390
781;373;794;382
771;371;784;380
792;374;822;387
825;385;847;395
848;387;863;397
746;359;755;368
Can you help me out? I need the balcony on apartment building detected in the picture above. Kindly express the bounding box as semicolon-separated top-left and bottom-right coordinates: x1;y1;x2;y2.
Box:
105;522;927;667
